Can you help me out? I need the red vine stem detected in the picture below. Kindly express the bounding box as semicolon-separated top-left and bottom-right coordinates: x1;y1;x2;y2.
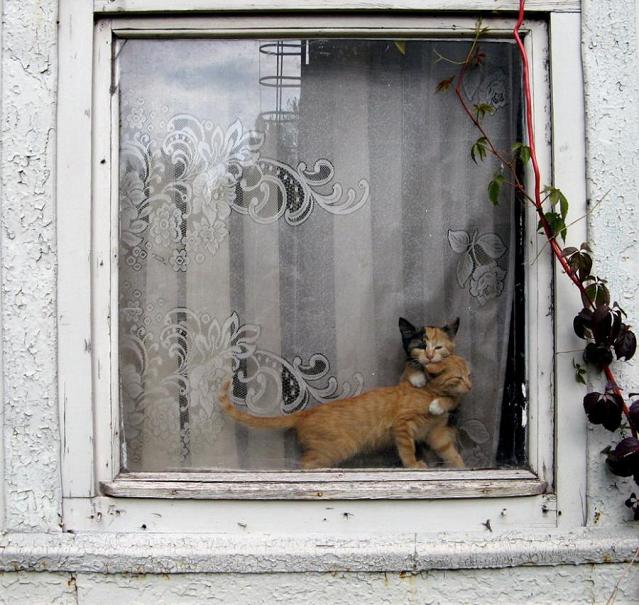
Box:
512;0;636;437
513;4;589;298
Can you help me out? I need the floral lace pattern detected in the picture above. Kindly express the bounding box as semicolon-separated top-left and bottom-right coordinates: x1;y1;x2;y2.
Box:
448;228;508;306
119;112;370;271
119;303;364;465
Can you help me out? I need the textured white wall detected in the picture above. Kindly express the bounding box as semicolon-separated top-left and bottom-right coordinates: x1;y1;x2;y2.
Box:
1;566;639;604
582;0;639;528
1;0;639;602
0;0;61;533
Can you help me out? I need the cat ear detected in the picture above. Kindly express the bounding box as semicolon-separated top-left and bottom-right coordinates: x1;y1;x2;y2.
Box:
398;317;417;338
443;317;460;337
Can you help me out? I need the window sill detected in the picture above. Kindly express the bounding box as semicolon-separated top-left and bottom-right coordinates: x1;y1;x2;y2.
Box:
1;527;637;574
101;469;547;499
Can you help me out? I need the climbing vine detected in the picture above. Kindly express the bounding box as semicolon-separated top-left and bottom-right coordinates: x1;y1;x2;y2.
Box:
436;1;638;517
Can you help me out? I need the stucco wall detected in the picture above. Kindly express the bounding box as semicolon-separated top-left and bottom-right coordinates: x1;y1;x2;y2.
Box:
0;0;60;533
1;0;639;602
582;0;639;528
1;566;639;604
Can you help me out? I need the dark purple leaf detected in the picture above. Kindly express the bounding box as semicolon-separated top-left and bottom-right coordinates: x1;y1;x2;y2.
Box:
607;437;639;477
629;401;639;431
590;304;623;346
583;391;623;431
583;342;613;370
573;308;593;340
614;326;637;361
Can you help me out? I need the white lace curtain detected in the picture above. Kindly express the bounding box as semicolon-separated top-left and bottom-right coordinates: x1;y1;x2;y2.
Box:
118;38;522;471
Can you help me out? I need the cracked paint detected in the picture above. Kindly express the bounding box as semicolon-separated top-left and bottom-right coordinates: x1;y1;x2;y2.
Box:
1;0;61;532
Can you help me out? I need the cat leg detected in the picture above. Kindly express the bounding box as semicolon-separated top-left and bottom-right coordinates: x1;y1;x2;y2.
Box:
407;368;427;388
300;450;339;469
393;423;428;469
428;396;456;416
425;425;465;468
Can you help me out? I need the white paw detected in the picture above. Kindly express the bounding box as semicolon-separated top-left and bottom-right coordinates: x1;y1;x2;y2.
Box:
429;399;444;416
409;373;427;388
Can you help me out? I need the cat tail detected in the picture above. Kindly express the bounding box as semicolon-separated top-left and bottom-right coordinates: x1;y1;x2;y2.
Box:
218;379;299;429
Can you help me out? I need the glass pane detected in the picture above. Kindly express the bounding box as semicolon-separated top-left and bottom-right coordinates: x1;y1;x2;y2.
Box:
117;38;524;472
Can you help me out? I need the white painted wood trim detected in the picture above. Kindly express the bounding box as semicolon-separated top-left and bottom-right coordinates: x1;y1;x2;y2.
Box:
101;478;547;499
1;528;637;575
522;21;555;492
93;19;120;487
106;14;535;37
549;11;588;528
121;468;538;481
94;0;581;15
57;0;95;498
102;469;546;499
64;493;558;532
59;13;568;536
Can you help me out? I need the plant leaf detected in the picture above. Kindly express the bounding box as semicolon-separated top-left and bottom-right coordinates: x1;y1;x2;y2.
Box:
436;77;455;93
474;103;495;120
512;142;531;165
470;137;488;164
487;173;505;206
538;211;567;242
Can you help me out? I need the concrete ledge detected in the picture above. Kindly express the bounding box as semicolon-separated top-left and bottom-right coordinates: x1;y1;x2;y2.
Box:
1;527;638;574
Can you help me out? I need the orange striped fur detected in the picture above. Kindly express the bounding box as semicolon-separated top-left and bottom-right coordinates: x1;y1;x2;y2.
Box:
219;355;471;469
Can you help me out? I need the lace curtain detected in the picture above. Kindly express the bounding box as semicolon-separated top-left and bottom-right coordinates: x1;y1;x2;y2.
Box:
118;38;522;471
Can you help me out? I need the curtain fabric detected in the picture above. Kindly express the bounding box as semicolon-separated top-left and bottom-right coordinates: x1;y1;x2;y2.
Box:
117;38;522;471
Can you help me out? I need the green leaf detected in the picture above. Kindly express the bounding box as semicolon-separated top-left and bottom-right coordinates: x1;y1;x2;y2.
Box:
559;192;569;220
512;142;531;165
436;77;455;93
474;103;495;120
538;211;567;242
470;137;488;164
573;359;587;385
583;276;611;307
488;172;505;206
393;41;406;55
543;186;569;219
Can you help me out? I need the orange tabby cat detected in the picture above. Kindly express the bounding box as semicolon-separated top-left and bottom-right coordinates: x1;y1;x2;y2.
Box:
219;354;471;469
399;317;460;388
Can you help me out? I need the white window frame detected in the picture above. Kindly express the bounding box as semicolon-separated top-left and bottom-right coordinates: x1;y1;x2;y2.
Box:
58;0;587;534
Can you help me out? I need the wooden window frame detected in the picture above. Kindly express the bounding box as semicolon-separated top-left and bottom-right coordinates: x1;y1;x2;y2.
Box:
58;1;587;534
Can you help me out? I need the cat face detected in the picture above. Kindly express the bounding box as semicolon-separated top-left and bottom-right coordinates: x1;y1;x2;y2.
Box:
426;355;472;396
398;317;460;366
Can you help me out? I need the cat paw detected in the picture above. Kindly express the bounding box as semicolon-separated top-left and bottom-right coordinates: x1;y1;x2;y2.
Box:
429;399;444;415
411;460;428;469
409;373;427;388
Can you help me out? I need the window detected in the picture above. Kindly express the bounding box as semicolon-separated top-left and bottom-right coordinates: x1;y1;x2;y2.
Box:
116;35;525;473
58;4;587;533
